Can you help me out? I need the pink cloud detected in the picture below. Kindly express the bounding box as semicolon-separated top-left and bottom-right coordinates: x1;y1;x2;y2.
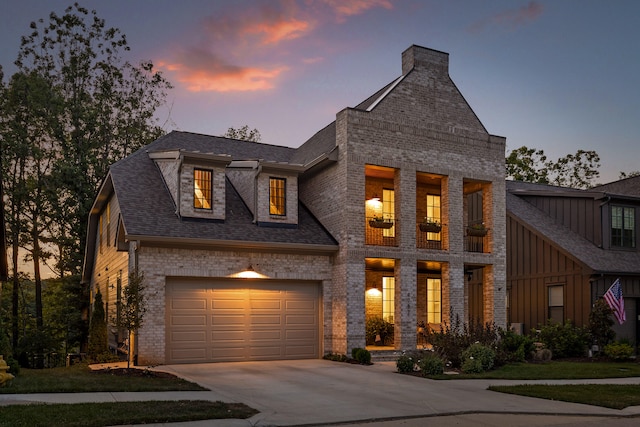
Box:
470;1;543;32
245;18;311;45
321;0;394;22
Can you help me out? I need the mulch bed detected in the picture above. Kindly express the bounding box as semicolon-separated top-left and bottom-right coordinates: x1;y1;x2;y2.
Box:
90;368;179;378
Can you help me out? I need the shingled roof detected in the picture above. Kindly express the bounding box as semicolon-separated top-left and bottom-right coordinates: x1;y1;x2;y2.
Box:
506;181;640;274
108;131;337;248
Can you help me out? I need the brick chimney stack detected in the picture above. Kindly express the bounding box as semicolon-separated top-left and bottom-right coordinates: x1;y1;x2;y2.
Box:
401;45;449;76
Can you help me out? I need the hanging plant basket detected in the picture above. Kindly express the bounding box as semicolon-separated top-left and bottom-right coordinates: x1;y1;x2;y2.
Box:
369;219;394;229
466;226;488;237
420;223;442;233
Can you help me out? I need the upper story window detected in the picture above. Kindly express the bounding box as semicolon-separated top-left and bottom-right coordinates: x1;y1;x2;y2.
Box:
611;206;635;248
269;177;286;215
426;194;441;241
193;169;212;210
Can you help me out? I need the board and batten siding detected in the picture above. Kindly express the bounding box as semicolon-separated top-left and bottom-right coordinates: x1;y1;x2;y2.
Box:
506;214;592;334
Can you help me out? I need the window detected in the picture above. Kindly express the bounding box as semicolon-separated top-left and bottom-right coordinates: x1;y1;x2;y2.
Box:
427;278;441;324
193;169;212;209
382;277;394;323
383;188;395;237
269;177;286;215
548;285;564;324
426;194;441;241
611;206;635;248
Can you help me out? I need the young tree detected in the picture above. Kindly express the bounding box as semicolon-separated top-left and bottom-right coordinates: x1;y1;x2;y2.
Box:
87;290;108;360
223;125;262;142
115;270;147;368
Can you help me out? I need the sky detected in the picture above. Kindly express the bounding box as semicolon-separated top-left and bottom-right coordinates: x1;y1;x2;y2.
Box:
1;0;639;184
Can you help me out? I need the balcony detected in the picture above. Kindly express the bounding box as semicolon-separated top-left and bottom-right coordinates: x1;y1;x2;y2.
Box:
366;217;398;246
416;223;442;250
465;225;488;253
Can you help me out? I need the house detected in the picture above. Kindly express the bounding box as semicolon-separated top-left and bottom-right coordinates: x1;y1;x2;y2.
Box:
82;45;507;365
506;177;640;345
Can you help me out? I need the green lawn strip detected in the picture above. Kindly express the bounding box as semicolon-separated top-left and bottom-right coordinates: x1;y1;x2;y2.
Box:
427;361;640;380
0;364;206;394
0;400;259;427
488;384;640;410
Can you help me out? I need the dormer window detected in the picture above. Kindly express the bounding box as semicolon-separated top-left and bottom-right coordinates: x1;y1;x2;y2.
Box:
269;177;286;216
194;168;212;210
611;206;635;248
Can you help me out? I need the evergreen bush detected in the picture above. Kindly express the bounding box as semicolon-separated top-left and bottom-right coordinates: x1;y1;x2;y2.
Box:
87;290;109;361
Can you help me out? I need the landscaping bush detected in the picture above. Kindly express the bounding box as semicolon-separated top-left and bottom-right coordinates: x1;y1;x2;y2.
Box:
588;299;616;349
365;316;394;346
323;353;348;362
427;314;499;368
417;351;445;376
351;348;372;364
396;352;417;373
535;321;589;359
604;342;634;361
496;329;535;365
461;343;495;374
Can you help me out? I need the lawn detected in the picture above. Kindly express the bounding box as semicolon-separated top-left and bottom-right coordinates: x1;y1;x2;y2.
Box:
0;363;207;393
0;364;258;426
488;384;640;409
0;400;258;427
429;360;640;380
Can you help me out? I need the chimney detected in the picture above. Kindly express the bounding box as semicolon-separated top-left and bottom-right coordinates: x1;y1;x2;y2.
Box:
402;45;449;75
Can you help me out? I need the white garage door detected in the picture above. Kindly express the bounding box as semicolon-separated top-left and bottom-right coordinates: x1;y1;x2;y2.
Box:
166;279;320;363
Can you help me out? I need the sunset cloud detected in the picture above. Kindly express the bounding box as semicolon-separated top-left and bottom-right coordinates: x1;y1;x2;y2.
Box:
322;0;394;22
470;1;543;32
156;0;394;93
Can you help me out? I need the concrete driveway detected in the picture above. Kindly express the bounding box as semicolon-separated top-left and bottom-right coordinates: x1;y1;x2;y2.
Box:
159;359;640;426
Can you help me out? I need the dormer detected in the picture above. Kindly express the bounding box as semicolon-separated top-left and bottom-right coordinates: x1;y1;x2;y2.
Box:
226;160;304;227
149;149;232;220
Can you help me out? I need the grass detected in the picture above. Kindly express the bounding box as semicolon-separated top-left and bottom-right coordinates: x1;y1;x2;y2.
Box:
0;363;207;393
0;400;258;427
427;360;640;380
0;364;259;425
488;384;640;409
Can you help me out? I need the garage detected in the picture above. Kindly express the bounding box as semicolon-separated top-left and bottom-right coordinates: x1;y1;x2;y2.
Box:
166;278;320;363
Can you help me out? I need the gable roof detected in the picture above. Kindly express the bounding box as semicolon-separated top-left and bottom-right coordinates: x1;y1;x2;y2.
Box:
506;181;640;274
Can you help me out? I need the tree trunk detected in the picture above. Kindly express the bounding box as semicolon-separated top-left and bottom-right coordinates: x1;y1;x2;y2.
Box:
11;239;19;356
32;227;43;330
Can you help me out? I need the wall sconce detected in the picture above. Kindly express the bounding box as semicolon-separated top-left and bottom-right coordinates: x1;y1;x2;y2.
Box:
232;264;267;279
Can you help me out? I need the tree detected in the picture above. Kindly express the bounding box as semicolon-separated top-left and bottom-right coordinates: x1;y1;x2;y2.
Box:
114;270;147;368
619;171;640;179
223;125;262;142
588;299;615;350
87;290;108;360
14;3;172;277
505;146;600;189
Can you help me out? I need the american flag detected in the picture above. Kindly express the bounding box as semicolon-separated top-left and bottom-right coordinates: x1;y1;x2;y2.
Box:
603;278;626;324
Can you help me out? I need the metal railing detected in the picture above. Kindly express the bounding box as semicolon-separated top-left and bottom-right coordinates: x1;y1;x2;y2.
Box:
365;218;398;246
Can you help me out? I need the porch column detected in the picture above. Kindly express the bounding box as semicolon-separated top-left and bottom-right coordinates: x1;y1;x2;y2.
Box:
395;257;417;349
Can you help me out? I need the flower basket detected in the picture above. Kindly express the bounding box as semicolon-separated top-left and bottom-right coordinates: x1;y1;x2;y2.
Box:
420;222;442;233
369;219;394;229
466;225;488;237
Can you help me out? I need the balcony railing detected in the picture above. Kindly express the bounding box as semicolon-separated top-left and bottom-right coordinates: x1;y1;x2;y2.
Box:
416;223;443;250
365;217;398;246
465;235;486;252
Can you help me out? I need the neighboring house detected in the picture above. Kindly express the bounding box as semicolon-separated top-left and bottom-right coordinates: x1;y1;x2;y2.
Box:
506;177;640;345
82;45;507;365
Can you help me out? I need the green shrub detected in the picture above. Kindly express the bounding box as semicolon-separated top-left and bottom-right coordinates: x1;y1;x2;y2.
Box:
427;314;499;368
496;329;535;365
323;353;348;362
604;342;634;361
88;290;109;361
417;352;445;376
351;348;371;364
365;317;394;346
461;343;495;373
396;353;416;373
588;299;616;348
535;321;589;359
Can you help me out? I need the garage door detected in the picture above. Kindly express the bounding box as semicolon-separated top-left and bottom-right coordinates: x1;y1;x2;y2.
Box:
166;279;320;363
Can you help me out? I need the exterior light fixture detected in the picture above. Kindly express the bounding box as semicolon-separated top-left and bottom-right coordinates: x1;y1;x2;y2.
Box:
233;264;266;279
